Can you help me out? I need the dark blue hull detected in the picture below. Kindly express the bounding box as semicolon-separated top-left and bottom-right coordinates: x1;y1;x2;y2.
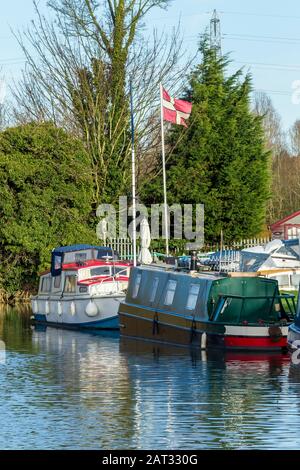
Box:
33;314;119;330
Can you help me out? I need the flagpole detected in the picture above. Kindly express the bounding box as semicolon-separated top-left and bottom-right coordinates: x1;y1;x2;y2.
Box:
160;83;169;257
130;77;137;266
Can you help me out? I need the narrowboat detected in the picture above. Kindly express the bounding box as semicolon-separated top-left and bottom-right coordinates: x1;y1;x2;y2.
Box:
118;266;295;351
31;244;131;329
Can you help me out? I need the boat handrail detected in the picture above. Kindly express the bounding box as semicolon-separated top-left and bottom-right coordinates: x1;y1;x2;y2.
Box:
215;293;295;300
112;267;128;278
91;268;128;291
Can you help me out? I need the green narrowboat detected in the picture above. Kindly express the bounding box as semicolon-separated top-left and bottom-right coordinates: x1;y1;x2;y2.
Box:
118;266;295;351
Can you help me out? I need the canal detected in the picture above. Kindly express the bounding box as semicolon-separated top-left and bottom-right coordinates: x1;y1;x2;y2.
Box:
0;305;300;449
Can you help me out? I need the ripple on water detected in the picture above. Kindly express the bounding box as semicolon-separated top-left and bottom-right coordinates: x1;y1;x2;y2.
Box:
0;306;300;449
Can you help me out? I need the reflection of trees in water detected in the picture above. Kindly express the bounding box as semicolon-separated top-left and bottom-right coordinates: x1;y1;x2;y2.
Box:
0;304;35;352
0;308;295;449
0;309;137;448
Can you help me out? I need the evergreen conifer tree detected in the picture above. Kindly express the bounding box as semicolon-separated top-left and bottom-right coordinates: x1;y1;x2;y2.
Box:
141;40;270;243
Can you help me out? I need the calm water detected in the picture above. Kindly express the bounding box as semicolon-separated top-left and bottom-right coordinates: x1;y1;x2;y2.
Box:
1;306;300;449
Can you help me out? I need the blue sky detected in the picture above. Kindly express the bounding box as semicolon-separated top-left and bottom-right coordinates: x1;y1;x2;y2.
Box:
2;0;300;130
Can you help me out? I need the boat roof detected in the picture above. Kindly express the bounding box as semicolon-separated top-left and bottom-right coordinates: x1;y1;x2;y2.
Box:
63;260;131;271
52;244;108;253
39;259;131;276
132;264;227;281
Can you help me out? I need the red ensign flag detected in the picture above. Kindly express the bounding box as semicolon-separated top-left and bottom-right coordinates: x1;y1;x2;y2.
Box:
162;87;192;128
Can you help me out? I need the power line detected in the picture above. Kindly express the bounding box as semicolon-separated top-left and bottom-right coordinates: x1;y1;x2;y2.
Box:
223;33;300;43
235;61;300;72
0;57;26;63
184;33;300;46
223;36;300;45
254;88;291;96
220;10;300;20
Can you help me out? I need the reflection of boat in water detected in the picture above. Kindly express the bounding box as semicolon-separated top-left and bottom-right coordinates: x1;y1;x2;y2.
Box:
120;335;289;368
8;317;295;450
31;326;125;392
119;266;295;352
119;336;289;449
32;245;131;330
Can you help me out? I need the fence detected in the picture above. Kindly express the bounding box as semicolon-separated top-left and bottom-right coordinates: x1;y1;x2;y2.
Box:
201;237;272;253
106;236;272;262
107;238;136;260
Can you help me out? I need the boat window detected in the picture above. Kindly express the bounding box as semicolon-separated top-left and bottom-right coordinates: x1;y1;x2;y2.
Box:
53;275;61;289
149;277;159;303
41;277;51;293
75;252;87;263
186;283;200;310
164;280;177;306
64;275;77;293
132;273;142;298
113;266;127;276
90;266;111;277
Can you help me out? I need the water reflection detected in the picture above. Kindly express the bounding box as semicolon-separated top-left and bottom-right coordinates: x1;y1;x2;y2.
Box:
0;306;300;449
119;338;293;449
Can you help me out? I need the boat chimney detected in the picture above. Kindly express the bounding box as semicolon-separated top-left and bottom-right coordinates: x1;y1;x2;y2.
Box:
190;251;197;271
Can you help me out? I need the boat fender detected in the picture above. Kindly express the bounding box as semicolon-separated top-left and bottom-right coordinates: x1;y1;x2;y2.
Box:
70;301;76;316
32;300;38;314
57;302;63;316
45;301;50;315
201;332;207;350
85;300;98;317
268;325;283;343
152;313;159;335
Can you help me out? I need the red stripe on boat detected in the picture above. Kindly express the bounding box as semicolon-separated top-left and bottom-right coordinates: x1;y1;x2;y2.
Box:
224;335;287;349
78;276;129;286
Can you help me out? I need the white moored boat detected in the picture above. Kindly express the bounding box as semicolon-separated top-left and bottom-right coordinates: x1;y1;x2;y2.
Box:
31;244;131;329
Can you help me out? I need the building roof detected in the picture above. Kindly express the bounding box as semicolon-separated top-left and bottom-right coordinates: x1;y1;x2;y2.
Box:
270;210;300;229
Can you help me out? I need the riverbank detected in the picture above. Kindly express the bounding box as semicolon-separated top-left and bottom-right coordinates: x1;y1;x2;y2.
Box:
0;290;32;305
